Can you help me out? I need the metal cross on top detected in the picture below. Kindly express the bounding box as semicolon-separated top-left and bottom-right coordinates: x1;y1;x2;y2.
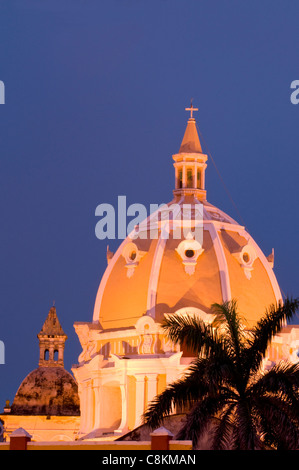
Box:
185;99;198;119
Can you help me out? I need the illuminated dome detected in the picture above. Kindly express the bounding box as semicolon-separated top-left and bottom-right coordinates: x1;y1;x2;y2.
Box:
93;111;282;331
73;105;283;438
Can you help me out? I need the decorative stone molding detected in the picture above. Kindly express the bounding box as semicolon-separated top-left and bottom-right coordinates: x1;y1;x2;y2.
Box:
106;245;114;264
135;316;159;355
267;248;274;268
232;244;257;280
173;306;214;324
175;232;204;275
161;336;178;354
74;323;99;363
122;242;147;278
139;326;155;354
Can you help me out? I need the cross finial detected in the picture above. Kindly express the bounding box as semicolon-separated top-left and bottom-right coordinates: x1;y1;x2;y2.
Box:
185;99;198;119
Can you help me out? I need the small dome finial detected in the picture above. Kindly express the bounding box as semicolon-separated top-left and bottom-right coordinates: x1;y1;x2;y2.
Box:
185;98;198;119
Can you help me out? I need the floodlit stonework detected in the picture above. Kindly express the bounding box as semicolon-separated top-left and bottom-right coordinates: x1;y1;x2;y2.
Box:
1;307;80;441
72;107;299;440
2;108;298;444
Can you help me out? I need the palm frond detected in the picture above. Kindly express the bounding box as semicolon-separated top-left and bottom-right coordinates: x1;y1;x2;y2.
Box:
145;298;299;449
233;400;263;450
252;394;299;450
162;312;225;358
249;362;299;428
143;359;211;429
212;300;245;338
245;297;299;375
211;300;247;369
249;362;299;397
189;353;238;388
211;401;237;450
176;393;230;447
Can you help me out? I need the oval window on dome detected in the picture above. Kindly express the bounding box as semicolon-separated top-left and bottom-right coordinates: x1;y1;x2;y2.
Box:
242;252;250;263
185;249;195;258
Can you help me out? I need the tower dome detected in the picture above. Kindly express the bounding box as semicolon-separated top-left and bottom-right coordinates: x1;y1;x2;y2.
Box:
11;367;80;416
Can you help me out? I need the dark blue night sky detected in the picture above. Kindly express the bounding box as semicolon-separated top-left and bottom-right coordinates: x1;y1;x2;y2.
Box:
0;0;298;407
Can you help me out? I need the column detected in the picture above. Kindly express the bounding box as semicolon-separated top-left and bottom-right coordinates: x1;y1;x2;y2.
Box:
175;166;178;189
193;163;197;188
165;369;180;415
80;380;94;434
202;163;206;190
58;344;64;364
115;383;128;434
39;345;45;365
134;375;145;429
182;165;186;188
49;345;54;362
86;381;94;432
79;382;88;434
93;379;102;430
146;373;158;406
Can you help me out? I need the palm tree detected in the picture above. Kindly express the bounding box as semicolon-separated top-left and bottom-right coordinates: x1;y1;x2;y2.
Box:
143;298;299;450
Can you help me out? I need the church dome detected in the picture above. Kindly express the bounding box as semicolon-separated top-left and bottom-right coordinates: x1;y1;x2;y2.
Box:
10;367;80;416
72;105;288;439
93;109;282;331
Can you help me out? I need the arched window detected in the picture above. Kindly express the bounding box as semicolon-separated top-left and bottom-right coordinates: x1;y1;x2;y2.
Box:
54;350;59;361
44;349;49;361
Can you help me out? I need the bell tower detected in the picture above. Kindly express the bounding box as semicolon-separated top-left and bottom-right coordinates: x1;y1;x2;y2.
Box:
37;305;67;368
173;102;208;201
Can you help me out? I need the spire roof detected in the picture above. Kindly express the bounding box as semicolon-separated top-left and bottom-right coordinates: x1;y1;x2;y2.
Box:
179;117;203;154
38;306;66;338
